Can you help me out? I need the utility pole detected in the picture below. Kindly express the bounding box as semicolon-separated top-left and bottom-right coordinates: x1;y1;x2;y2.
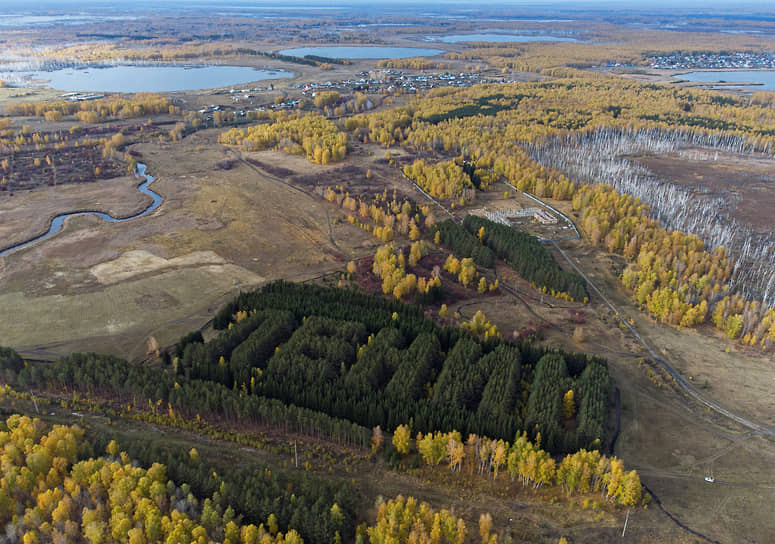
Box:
30;392;39;415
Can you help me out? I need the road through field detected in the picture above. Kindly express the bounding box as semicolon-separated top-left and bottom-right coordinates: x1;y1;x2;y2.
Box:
552;242;775;438
404;164;775;437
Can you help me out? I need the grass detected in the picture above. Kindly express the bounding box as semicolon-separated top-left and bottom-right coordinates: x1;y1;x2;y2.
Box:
0;130;373;358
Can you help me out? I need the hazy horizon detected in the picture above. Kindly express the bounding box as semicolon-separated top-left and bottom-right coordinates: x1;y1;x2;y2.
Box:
1;0;775;10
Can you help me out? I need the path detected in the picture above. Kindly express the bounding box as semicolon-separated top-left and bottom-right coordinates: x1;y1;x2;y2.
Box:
552;242;775;438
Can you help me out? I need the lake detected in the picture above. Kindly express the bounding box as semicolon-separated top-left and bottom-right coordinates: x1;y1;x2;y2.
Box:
13;65;292;93
279;46;444;59
0;14;137;27
430;33;580;43
677;70;775;91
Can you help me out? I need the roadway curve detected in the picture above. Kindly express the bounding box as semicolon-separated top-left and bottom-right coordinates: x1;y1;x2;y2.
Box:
552;241;775;438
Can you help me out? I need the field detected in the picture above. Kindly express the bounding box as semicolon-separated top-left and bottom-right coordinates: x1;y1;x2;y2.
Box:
0;172;150;248
0;127;379;357
3;6;775;541
632;150;775;233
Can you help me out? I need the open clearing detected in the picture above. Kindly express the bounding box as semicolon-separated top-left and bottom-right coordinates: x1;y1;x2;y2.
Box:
632;150;775;233
0;129;377;357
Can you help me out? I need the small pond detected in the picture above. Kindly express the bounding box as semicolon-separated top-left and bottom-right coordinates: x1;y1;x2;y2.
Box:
677;70;775;91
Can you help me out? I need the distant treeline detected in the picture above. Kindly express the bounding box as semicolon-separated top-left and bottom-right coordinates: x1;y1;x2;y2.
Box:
220;48;347;66
303;55;348;65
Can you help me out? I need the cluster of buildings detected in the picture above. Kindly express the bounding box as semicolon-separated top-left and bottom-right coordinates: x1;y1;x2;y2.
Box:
469;207;558;226
192;68;514;120
213;70;498;109
296;69;500;95
648;52;775;70
59;92;105;101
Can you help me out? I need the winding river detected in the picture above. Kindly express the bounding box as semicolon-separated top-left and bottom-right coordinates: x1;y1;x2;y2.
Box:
0;163;160;258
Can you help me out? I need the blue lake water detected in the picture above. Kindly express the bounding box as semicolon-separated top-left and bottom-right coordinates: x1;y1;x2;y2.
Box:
279;46;444;59
677;70;775;91
431;33;580;43
20;65;292;93
0;14;137;27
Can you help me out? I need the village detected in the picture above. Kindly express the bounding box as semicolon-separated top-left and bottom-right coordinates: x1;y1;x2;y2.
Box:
648;51;775;70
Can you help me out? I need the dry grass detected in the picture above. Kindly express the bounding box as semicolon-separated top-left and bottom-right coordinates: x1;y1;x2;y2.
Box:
0;265;261;352
0;86;60;108
633;150;775;233
0;128;376;356
0;173;151;248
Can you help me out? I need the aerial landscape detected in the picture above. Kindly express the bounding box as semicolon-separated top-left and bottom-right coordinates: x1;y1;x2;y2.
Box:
1;0;775;542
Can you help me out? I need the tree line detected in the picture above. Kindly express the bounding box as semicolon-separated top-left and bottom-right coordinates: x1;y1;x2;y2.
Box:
219;113;348;165
389;426;640;508
0;414;351;544
4;93;176;121
12;351;373;449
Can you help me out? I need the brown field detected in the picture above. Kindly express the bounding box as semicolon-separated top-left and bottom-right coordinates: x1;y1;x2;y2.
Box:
0;127;379;358
632;150;775;233
0;86;60;108
0;173;152;249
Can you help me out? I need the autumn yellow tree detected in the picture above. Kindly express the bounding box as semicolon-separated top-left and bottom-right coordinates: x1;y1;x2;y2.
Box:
393;424;412;455
371;426;384;454
562;390;576;419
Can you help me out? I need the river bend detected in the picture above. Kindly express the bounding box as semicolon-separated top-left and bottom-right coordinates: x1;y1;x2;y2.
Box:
0;163;160;258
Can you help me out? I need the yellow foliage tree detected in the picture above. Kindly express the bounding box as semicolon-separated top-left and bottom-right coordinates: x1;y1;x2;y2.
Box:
562;390;576;419
393;424;412;455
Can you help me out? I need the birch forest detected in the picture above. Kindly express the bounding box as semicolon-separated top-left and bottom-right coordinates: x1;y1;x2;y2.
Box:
344;75;775;347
